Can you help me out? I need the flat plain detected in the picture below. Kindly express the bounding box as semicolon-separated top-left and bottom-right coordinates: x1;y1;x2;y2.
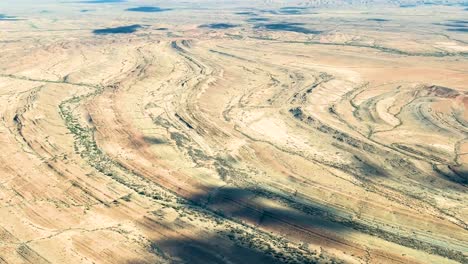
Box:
0;0;467;263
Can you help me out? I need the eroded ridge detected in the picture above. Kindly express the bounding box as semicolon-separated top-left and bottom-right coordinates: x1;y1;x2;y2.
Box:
0;1;467;264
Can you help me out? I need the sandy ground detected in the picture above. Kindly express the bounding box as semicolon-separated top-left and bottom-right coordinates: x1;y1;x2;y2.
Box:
0;1;467;263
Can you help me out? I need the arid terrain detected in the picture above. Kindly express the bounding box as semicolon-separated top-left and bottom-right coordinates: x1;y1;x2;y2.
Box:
0;0;467;263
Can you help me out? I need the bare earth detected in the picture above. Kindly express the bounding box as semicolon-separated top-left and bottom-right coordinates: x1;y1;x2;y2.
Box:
0;1;467;263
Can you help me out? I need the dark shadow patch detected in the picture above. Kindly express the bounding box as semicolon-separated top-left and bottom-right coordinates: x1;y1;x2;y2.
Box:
139;186;343;263
433;21;468;32
258;9;278;15
199;23;239;29
247;17;270;22
367;18;390;22
143;136;167;145
434;164;468;185
434;22;468;28
280;9;302;14
447;165;468;184
257;8;314;15
279;7;308;15
80;9;92;12
448;27;468;32
0;18;23;21
449;20;468;24
125;6;172;13
152;236;288;264
93;24;142;34
400;4;417;8
187;184;465;262
155;27;168;31
0;14;23;21
425;2;468;6
352;155;387;177
235;11;256;16
175;113;194;129
191;187;346;234
255;22;321;34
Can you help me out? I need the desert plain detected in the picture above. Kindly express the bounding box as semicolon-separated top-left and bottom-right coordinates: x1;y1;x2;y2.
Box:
0;0;467;263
